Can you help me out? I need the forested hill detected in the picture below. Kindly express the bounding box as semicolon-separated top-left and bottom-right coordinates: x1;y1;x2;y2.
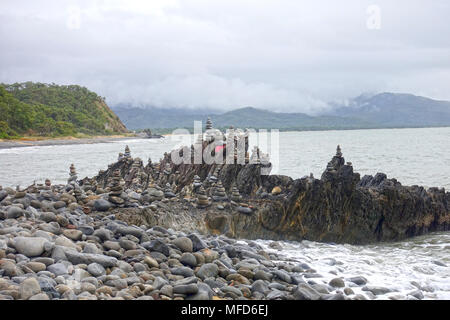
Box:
0;82;128;138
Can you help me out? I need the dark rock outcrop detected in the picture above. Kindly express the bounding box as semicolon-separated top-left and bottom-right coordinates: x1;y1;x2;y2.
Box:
84;139;449;245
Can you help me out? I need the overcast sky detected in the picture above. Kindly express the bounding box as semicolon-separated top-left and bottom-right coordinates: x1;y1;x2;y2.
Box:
1;0;449;113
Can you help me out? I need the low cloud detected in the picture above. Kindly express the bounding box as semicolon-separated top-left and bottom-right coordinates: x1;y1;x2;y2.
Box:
1;0;449;113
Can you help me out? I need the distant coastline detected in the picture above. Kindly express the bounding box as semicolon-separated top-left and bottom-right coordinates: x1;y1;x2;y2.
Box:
0;134;137;150
1;125;448;150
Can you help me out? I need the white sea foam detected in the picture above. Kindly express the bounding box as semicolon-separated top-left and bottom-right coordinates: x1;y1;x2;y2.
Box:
256;232;450;300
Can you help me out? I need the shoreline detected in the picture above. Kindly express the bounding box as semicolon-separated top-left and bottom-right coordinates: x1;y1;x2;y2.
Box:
0;135;142;150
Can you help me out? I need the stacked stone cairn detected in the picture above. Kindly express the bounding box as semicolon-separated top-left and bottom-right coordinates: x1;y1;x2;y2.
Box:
212;180;228;202
230;184;242;203
142;179;164;203
192;175;202;194
124;145;131;158
250;146;261;164
108;169;125;206
67;164;78;188
196;185;210;208
164;183;176;198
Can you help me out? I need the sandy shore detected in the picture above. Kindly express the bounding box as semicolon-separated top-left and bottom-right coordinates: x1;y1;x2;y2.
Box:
0;135;142;149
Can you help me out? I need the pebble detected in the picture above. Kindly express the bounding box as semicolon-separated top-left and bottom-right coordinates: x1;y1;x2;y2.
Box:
172;237;193;253
19;277;41;300
362;286;393;295
329;277;345;288
180;252;197;267
196;263;219;280
63;229;83;241
13;237;49;257
87;263;106;277
173;284;199;294
348;276;368;285
293;284;321;300
25;262;46;273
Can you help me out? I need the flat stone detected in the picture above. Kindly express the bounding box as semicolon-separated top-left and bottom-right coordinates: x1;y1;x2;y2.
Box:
29;293;50;300
226;273;250;285
171;266;195;277
25;262;47;273
254;269;273;281
0;260;21;277
187;234;208;251
173;284;199;294
47;263;69;276
119;238;137;251
65;251;118;268
13;237;49;257
7;206;24;219
142;239;170;256
94;199;112;212
407;290;424;300
180;253;197;267
93;228;113;242
362;286;393;295
221;286;243;297
293;284;321;300
39;212;57;223
143;256;159;268
267;289;287;300
20;277;41;300
348;276;368;286
63;229;83;241
273;269;292;283
172;237;193;253
251;280;269;294
78;225;94;236
329;277;345;288
103;241;121;251
196;263;219;280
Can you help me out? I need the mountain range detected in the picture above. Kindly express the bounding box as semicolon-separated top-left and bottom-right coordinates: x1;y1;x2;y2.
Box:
113;92;450;132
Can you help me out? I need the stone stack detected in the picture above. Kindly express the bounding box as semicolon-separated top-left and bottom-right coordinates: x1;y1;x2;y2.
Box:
44;179;51;190
205;117;214;142
82;179;93;193
325;145;345;175
196;185;210;208
141;179;164;203
68;164;78;186
336;145;343;158
118;152;124;161
230;185;242;202
153;163;161;182
237;203;252;214
108;169;125;205
206;117;213;130
129;158;145;190
250;146;260;164
124;145;131;158
164;183;176;198
163;163;171;175
73;186;86;204
192;175;202;193
212;180;228;202
173;171;180;185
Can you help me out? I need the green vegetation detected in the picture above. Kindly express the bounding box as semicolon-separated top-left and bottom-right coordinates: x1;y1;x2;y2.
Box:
0;82;127;139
